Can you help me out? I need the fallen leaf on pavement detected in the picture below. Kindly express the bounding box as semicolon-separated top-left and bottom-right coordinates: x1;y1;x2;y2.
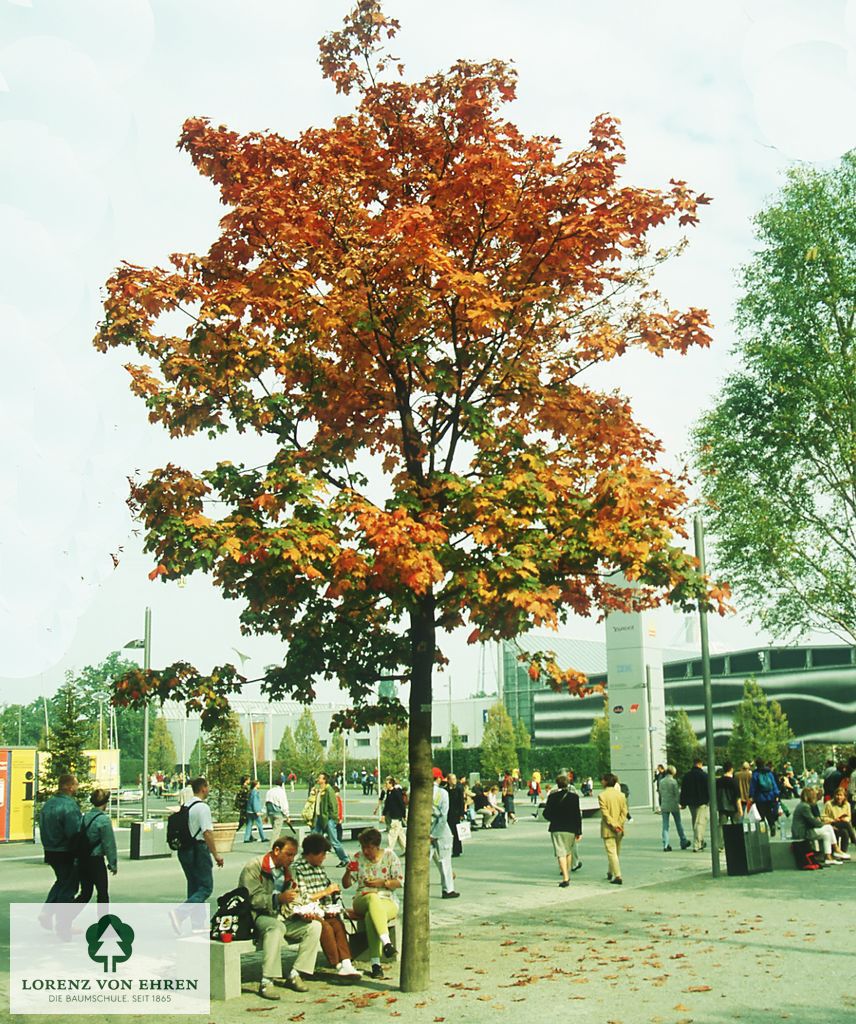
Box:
685;986;712;992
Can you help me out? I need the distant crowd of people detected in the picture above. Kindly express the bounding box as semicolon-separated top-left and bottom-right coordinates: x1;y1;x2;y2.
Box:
652;755;856;864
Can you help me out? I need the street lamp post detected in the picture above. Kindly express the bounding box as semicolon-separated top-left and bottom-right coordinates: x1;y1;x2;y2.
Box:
124;607;152;821
448;676;454;777
693;515;720;879
142;608;151;821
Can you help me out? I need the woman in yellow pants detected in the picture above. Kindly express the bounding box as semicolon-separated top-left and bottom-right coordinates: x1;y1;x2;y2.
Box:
342;828;402;979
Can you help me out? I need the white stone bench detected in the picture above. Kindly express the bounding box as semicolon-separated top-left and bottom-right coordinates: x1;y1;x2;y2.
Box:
210;919;398;1000
210;939;258;1001
769;838;822;870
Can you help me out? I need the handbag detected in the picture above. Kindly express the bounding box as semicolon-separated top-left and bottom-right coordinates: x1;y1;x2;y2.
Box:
456;821;471;842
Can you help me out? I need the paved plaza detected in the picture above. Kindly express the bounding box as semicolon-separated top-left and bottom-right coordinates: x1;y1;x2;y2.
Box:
1;792;853;1023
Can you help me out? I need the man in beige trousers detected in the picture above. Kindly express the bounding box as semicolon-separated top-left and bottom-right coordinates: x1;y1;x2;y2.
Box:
598;773;629;885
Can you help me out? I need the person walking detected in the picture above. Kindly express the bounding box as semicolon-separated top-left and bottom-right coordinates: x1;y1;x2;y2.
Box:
38;773;82;939
715;762;744;848
446;773;465;856
736;762;753;807
598;773;628;884
748;758;781;836
542;773;582;887
501;770;517;823
376;776;407;853
75;788;118;914
658;766;691;851
169;776;224;934
264;780;291;838
430;769;459;898
308;772;349;867
680;757;710;852
244;779;267;843
235;775;251;833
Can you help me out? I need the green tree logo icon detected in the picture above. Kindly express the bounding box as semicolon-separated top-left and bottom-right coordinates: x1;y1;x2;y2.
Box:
86;914;135;973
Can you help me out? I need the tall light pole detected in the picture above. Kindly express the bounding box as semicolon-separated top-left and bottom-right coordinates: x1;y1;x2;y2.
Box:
124;606;152;821
448;676;454;776
694;516;720;879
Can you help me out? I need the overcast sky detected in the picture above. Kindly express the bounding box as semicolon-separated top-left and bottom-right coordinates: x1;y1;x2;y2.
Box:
2;0;854;707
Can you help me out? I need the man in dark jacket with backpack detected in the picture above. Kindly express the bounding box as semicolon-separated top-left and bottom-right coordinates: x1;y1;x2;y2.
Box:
38;774;82;939
680;757;710;852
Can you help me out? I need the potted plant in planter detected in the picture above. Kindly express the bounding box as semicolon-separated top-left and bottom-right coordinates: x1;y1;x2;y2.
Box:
201;712;253;854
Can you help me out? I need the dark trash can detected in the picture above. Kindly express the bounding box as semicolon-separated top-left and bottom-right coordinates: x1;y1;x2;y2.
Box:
723;821;773;876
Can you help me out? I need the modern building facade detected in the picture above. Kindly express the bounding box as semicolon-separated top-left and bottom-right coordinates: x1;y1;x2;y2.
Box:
525;639;856;745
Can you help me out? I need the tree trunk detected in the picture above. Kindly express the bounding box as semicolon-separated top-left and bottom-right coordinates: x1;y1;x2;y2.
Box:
399;594;436;992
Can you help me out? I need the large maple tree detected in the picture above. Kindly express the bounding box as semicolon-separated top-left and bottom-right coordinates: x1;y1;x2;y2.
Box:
96;2;721;990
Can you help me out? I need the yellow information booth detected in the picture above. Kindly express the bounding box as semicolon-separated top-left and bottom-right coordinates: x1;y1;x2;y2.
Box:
0;747;38;842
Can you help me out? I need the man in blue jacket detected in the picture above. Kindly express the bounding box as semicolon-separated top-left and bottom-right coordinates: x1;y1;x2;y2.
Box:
38;774;82;939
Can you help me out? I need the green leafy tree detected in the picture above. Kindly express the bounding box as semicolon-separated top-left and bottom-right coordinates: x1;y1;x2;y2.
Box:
149;714;178;772
42;673;92;796
380;722;409;780
188;736;206;778
514;719;532;751
275;725;299;773
727;677;794;768
0;700;46;747
326;730;345;775
589;701;611;776
203;712;252;821
666;707;699;777
293;708;325;781
480;702;518;780
694;153;856;641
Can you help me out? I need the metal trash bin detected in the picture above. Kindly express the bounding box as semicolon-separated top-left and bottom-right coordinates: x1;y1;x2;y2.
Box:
129;819;172;860
723;820;773;875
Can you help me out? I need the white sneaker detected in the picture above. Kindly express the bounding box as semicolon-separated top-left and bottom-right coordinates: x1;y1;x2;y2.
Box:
824;858;841;865
833;852;851;860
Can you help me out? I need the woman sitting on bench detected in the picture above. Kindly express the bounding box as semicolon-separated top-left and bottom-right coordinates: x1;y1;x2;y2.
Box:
342;828;402;979
291;833;361;981
792;788;850;863
821;788;856;852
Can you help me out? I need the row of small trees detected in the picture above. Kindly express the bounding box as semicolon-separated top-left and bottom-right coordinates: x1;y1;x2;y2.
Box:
15;669;802;803
665;677;795;776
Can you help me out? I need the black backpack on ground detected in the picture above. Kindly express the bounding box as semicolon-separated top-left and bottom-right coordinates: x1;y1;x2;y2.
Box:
491;811;507;829
166;799;202;851
210;886;254;942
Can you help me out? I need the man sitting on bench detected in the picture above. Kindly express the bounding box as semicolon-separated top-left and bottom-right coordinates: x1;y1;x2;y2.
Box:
238;836;323;1001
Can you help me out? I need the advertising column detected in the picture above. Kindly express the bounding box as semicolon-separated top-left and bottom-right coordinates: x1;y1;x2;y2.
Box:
605;597;666;810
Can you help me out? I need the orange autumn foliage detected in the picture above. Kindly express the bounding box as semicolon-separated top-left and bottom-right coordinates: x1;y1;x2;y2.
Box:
96;1;724;723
